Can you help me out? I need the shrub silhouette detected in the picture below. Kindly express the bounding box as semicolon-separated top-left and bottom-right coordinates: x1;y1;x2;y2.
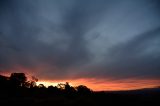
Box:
38;84;46;88
76;85;92;94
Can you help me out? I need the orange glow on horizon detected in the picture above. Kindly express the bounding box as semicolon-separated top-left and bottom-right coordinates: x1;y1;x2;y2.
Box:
36;78;160;91
1;71;160;91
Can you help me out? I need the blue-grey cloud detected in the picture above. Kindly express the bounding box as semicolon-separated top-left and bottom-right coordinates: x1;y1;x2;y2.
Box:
0;0;160;80
84;27;160;79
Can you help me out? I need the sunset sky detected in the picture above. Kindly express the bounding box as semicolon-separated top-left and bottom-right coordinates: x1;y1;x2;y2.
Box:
0;0;160;91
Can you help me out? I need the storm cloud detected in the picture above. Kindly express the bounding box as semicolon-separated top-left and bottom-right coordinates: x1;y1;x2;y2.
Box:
0;0;160;80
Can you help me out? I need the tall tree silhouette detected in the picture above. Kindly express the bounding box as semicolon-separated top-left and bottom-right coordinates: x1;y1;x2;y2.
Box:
9;73;27;88
64;82;76;94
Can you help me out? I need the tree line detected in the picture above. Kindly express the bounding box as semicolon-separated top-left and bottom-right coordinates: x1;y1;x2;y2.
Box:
0;73;92;97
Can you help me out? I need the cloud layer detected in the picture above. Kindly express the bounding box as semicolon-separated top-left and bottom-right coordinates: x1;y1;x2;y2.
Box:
0;0;160;80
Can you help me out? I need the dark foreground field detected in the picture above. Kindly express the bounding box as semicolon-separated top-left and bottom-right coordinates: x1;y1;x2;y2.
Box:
0;88;160;106
0;73;160;106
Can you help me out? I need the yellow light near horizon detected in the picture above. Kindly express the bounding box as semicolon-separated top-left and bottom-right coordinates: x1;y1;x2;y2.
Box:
36;78;160;91
36;81;59;87
36;81;74;87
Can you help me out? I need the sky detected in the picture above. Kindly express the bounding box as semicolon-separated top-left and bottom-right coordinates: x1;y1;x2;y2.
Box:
0;0;160;91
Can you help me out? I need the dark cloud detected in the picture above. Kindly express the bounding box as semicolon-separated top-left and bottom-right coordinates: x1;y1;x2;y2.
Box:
96;27;160;79
0;0;160;80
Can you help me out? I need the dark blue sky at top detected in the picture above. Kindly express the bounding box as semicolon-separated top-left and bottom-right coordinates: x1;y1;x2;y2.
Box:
0;0;160;80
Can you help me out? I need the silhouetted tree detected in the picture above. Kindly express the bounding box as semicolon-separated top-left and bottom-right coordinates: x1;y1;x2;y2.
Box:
76;85;92;94
48;85;54;89
47;85;60;94
0;72;95;99
64;82;76;94
27;76;38;88
65;82;71;90
57;83;65;90
9;73;27;88
38;84;45;88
